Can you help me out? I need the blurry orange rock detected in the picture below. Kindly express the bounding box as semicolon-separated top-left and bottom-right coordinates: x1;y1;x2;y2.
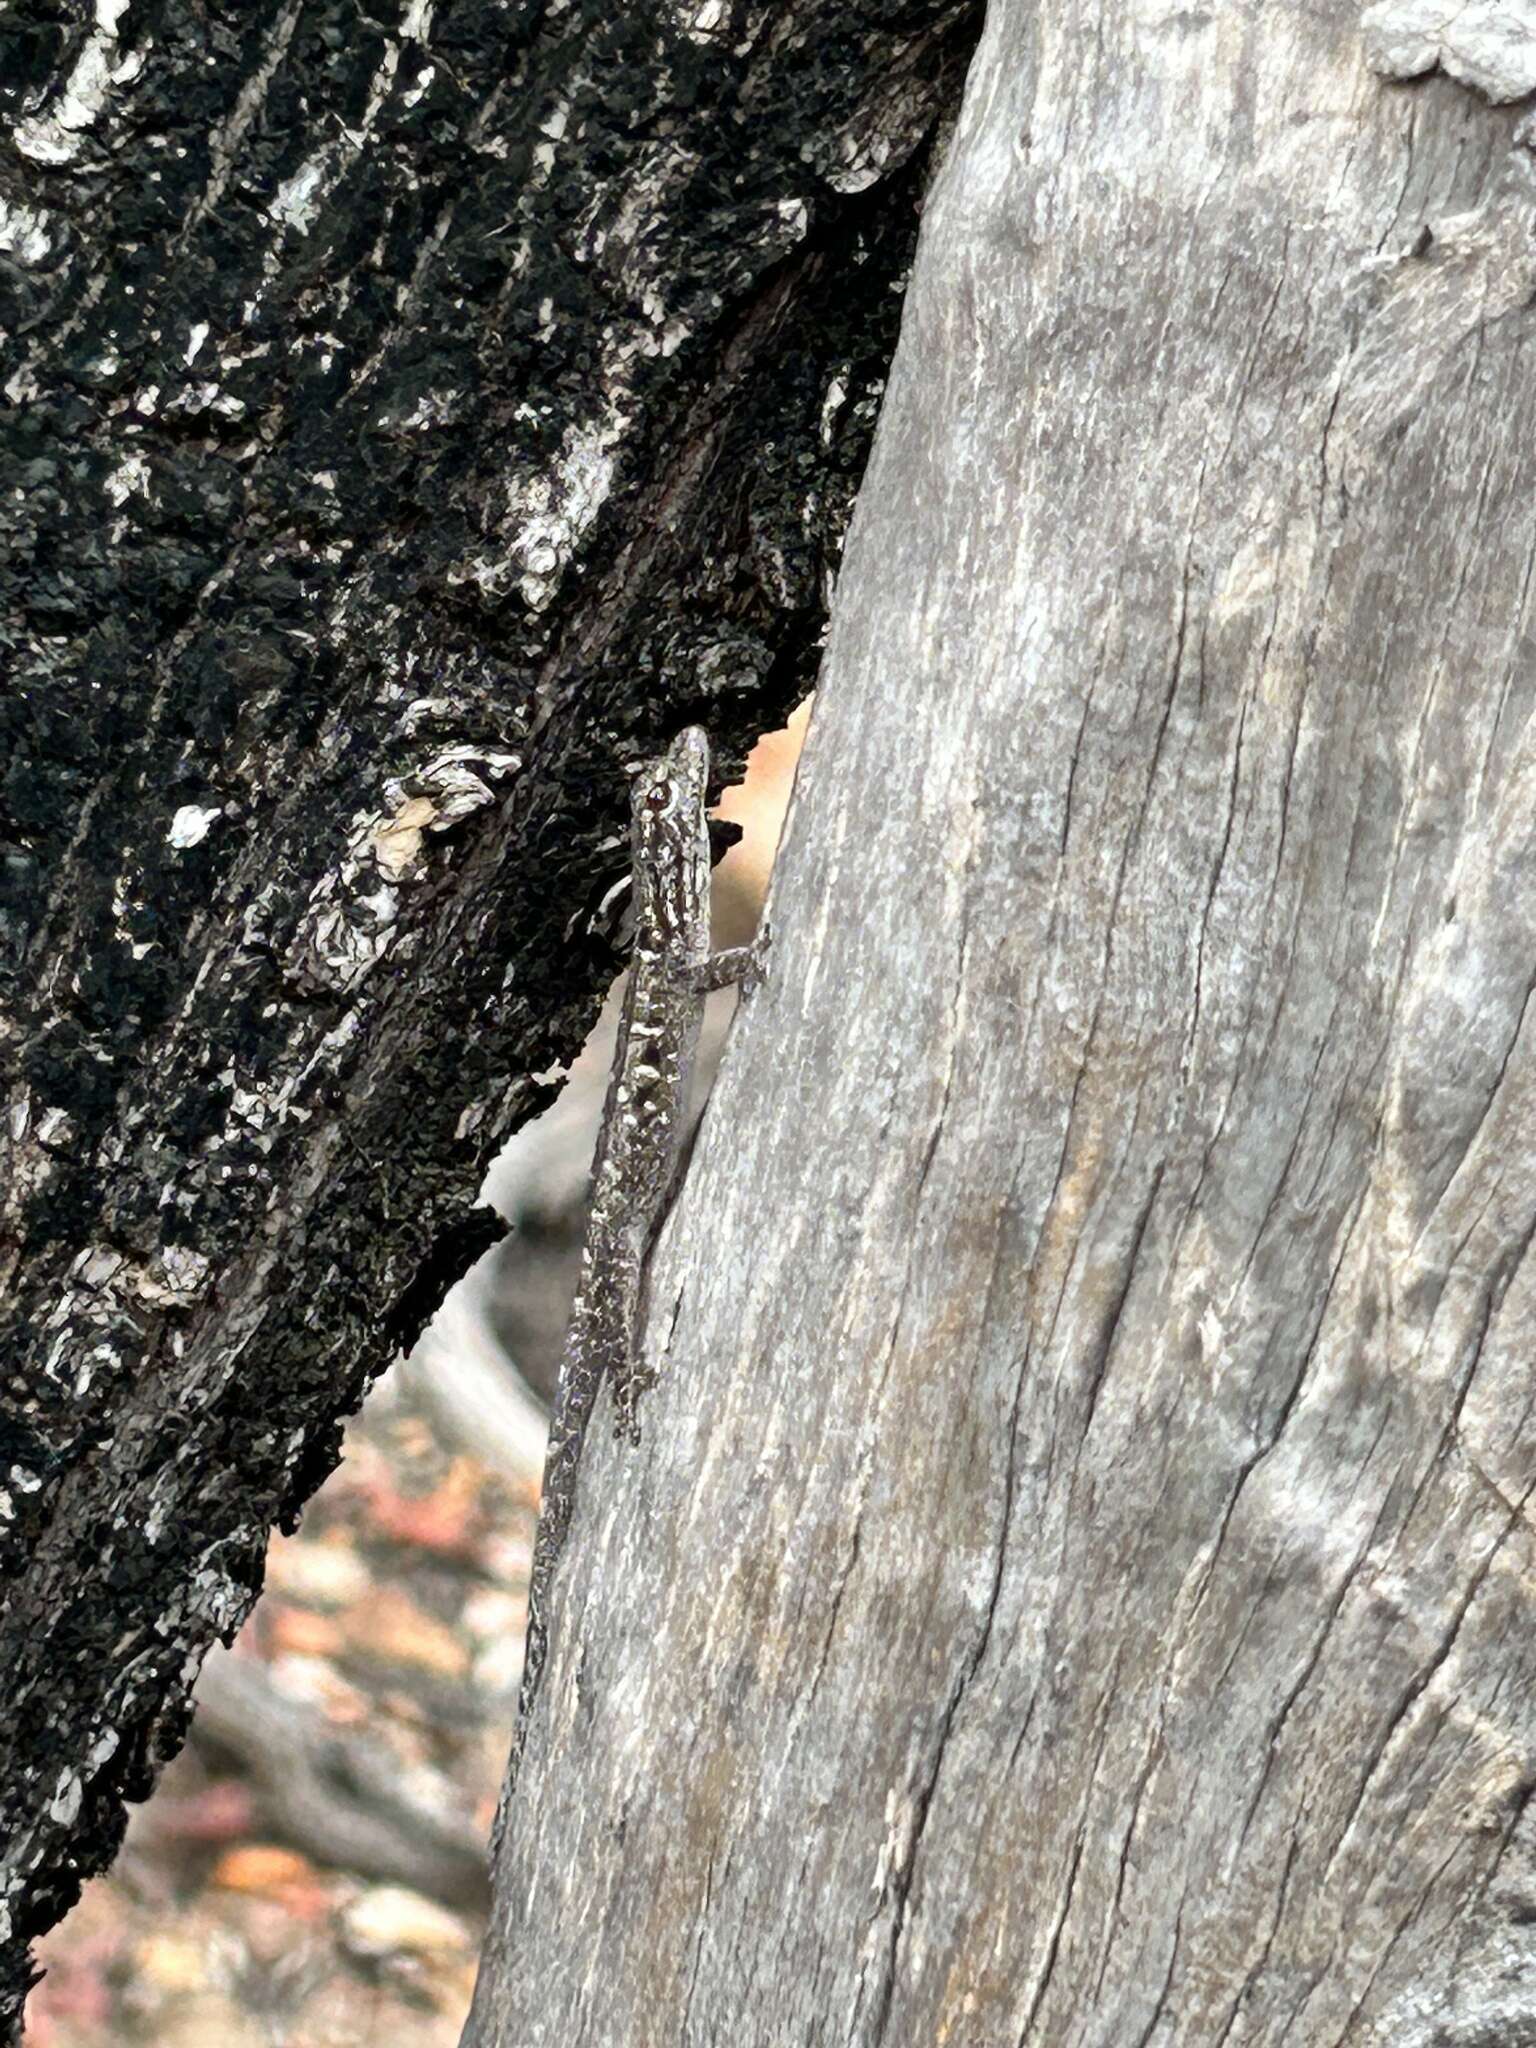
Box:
337;1587;468;1677
210;1844;317;1897
361;1461;483;1555
267;1605;342;1658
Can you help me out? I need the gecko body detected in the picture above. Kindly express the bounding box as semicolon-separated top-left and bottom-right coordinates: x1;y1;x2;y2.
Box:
509;726;765;1786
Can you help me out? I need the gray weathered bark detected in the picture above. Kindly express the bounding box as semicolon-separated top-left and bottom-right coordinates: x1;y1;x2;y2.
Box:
471;4;1536;2042
0;0;980;2026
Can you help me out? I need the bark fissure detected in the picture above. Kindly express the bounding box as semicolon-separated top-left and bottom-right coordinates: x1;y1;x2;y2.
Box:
1323;1516;1513;1888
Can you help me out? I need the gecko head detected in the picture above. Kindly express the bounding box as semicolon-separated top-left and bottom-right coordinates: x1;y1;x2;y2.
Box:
631;725;710;837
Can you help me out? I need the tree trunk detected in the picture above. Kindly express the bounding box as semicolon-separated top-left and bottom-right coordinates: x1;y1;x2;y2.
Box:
470;5;1536;2042
0;0;980;2027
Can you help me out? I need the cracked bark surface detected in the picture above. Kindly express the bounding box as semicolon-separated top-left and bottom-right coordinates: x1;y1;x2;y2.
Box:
0;0;981;2026
476;4;1536;2043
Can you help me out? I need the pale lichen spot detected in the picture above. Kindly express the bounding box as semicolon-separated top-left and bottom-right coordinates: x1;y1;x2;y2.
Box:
819;372;849;447
11;0;133;165
131;1246;214;1309
4;362;43;406
270;154;330;233
374;794;438;877
167;803;223;850
503;414;622;610
287;748;520;991
48;1773;82;1828
0;197;54;267
678;0;727;37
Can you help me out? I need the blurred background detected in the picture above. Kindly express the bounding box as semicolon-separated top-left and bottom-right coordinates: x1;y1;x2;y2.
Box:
30;706;808;2048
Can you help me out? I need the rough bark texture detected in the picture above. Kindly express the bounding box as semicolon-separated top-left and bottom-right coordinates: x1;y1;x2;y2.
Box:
473;6;1536;2043
0;0;981;2024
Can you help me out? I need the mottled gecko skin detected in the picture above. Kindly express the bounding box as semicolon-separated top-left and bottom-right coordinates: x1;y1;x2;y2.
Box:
506;727;766;1798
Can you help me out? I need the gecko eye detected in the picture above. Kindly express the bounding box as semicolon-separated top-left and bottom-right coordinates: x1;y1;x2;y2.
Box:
643;784;670;812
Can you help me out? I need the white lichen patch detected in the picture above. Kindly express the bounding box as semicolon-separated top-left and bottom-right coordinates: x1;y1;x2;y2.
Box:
287;899;398;996
400;61;435;108
819;369;850;447
813;118;905;197
131;1246;213;1309
677;0;726;38
373;795;438;878
47;1774;82;1828
399;695;457;733
217;1007;361;1155
12;0;135;164
773;196;810;242
87;1730;120;1773
376;387;463;434
167;802;223;849
1363;0;1536;100
383;747;523;845
636;285;692;358
0;197;55;266
35;1107;75;1149
109;873;158;961
25;1247;141;1404
500;414;622;610
286;746;521;992
2;1092;62;1217
4;362;42;406
270;152;331;233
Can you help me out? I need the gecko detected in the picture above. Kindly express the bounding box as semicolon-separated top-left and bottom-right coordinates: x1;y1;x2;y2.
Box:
506;725;768;1793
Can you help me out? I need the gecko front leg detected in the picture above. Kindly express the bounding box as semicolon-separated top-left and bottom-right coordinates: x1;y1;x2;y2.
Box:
681;923;772;998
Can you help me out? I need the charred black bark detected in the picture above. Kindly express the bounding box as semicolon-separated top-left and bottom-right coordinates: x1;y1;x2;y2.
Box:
0;0;981;2023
